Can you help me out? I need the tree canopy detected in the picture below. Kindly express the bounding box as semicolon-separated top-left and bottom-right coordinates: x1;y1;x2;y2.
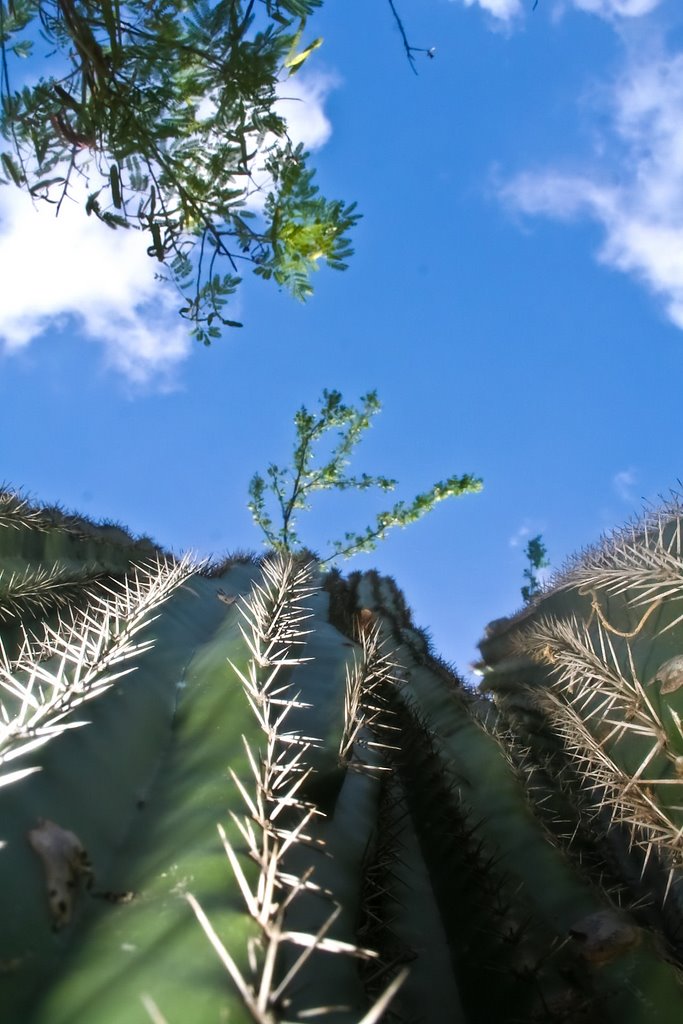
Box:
0;0;359;343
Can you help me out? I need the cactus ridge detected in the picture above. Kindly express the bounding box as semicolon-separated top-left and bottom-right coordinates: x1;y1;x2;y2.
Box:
480;661;683;956
0;486;167;560
339;619;401;773
409;686;683;1020
387;691;595;1023
203;550;264;578
538;691;683;894
477;710;682;959
0;561;265;1022
353;571;683;1021
189;555;336;1024
189;554;409;1024
362;768;467;1024
487;719;639;912
509;613;683;905
336;588;598;1020
0;563;121;624
0;488;66;536
357;774;417;1005
479;497;683;1016
0;555;196;789
527;490;683;608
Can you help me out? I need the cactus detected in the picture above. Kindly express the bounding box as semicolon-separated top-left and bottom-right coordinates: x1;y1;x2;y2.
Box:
478;494;683;964
1;485;683;1022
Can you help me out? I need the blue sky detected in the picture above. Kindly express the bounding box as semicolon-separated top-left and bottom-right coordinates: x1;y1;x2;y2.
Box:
2;0;683;677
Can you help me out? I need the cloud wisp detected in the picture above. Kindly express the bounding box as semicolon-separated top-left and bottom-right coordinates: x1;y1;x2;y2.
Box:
242;71;337;213
0;183;191;386
613;467;638;502
450;0;662;21
501;52;683;331
275;73;336;152
0;72;336;384
509;523;532;548
454;0;522;23
570;0;663;16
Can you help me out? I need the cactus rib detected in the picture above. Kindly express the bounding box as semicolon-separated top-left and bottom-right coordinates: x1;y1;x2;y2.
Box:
0;563;116;623
0;555;196;785
187;555;402;1024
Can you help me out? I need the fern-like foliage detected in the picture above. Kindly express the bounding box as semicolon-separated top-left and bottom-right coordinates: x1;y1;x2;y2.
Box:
0;0;357;342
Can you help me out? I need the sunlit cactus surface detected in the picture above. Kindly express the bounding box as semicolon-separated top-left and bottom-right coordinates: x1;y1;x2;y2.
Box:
1;486;683;1023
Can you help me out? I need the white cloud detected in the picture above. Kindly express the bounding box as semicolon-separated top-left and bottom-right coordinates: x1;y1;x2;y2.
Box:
0;183;190;386
509;524;531;548
454;0;523;22
613;467;638;501
450;0;660;21
0;72;335;383
275;72;336;151
243;72;338;212
570;0;662;15
501;52;683;331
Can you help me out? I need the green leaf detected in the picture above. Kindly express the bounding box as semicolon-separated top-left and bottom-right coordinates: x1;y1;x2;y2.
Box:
1;152;24;186
29;177;65;194
150;222;164;261
284;36;323;73
85;191;102;216
10;39;32;58
109;164;122;208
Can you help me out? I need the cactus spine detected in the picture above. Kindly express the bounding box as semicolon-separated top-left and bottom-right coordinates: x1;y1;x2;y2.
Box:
479;496;683;966
1;486;683;1021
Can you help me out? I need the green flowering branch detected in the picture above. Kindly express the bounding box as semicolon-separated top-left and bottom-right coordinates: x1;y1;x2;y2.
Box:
248;389;482;563
521;534;550;604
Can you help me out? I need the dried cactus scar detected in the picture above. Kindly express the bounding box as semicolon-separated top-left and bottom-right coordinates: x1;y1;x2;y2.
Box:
648;655;683;695
28;819;94;931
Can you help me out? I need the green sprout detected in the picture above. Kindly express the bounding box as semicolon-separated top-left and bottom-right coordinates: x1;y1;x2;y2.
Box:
248;388;482;563
521;534;550;604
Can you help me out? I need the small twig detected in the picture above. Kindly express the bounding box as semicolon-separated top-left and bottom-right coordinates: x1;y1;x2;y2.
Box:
386;0;434;75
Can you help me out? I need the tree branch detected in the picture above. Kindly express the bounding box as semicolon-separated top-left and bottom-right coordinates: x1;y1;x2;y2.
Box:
386;0;434;75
